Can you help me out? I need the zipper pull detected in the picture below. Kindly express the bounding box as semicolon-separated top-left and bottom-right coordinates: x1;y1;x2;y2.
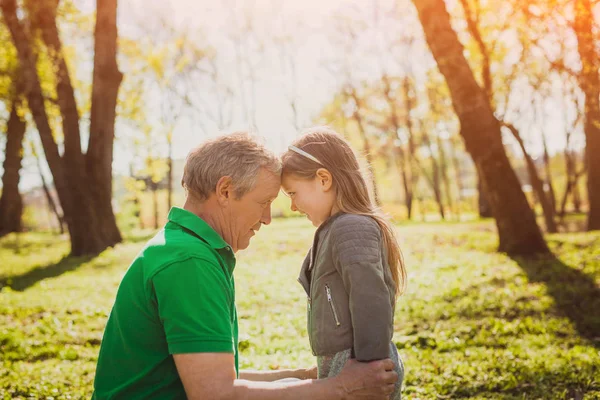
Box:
325;284;341;327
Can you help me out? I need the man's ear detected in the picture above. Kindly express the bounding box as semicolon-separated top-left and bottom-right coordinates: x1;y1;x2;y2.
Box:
215;176;233;205
316;168;333;192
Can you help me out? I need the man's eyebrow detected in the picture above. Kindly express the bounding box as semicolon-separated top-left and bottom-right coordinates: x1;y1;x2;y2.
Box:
262;194;278;202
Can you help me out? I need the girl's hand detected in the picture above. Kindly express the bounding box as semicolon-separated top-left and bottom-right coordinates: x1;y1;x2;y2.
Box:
303;365;318;379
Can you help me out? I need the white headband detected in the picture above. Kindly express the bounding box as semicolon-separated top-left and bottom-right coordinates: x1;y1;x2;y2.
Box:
288;145;323;165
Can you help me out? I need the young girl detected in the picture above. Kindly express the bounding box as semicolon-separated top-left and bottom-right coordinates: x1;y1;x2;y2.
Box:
281;127;406;399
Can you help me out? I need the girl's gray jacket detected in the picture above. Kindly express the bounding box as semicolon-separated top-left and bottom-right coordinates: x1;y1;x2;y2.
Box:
297;212;397;361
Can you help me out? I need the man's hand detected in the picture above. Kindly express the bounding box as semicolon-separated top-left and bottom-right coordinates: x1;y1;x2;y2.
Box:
333;359;397;399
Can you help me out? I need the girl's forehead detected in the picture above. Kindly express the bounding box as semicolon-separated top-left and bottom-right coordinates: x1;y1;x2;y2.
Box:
281;174;300;185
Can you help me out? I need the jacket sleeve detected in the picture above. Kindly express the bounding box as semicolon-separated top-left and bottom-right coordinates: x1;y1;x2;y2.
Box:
330;215;393;361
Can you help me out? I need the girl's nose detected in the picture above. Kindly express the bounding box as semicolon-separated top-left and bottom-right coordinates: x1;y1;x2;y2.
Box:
290;200;297;212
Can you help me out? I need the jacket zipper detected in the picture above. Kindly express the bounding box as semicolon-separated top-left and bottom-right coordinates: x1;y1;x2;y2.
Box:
307;296;316;354
325;284;341;327
299;277;316;355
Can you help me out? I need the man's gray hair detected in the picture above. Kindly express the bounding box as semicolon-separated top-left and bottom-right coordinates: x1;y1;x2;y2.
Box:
181;132;281;200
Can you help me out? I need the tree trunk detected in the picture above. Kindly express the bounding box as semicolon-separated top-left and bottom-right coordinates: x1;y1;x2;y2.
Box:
573;0;600;230
2;0;123;255
412;0;548;255
85;0;123;249
0;98;26;236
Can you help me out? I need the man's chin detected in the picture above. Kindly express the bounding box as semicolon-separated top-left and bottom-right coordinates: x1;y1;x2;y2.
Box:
238;237;252;251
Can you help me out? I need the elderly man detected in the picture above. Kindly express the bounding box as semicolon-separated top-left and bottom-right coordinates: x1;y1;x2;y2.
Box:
92;133;398;400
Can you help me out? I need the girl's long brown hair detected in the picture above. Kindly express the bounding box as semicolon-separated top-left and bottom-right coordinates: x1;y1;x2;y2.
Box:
282;127;406;297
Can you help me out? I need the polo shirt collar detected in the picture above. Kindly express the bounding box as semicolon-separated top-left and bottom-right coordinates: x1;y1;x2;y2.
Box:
167;207;230;250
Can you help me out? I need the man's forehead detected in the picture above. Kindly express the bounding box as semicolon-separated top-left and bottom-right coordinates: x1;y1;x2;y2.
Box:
257;169;281;194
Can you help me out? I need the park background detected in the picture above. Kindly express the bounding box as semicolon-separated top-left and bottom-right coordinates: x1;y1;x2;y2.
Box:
0;0;599;398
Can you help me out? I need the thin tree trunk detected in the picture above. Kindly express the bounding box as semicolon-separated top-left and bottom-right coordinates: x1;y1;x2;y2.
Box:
396;151;413;219
153;182;159;230
504;123;557;233
128;162;143;229
402;77;419;217
347;86;381;206
573;179;582;213
573;0;600;230
426;84;453;220
437;135;455;219
559;151;585;218
167;132;173;212
31;141;64;234
412;0;548;255
449;136;464;219
382;74;413;219
0;97;26;236
559;179;572;220
420;130;445;219
541;130;557;213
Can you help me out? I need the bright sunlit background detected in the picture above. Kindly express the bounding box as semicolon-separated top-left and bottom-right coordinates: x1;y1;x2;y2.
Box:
14;0;585;197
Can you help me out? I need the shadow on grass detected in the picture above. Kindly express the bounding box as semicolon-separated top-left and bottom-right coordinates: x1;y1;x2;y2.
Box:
513;254;600;347
0;255;94;292
0;233;66;253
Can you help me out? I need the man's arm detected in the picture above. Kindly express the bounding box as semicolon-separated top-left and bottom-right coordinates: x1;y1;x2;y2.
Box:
174;353;397;400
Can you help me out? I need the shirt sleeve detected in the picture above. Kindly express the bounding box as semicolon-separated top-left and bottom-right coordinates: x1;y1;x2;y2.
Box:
331;215;393;361
152;257;235;355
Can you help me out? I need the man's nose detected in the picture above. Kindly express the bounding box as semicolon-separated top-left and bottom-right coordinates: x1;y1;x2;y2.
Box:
261;204;272;226
290;200;297;212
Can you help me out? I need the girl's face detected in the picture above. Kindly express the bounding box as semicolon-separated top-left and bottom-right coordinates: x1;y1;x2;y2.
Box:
281;171;337;227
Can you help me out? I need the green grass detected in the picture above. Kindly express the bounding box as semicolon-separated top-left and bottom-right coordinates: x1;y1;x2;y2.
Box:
1;218;599;399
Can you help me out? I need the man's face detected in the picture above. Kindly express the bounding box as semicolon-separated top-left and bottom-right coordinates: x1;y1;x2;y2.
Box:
227;168;281;252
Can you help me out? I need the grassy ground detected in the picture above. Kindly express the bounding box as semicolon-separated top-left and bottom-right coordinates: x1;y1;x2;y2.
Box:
1;218;599;399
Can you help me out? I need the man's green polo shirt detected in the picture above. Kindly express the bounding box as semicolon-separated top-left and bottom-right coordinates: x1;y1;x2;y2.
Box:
92;207;238;400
